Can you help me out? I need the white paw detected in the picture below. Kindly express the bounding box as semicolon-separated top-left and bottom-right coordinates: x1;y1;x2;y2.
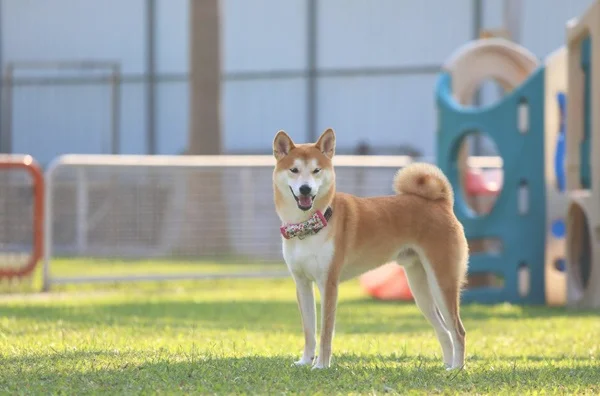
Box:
311;361;329;370
446;364;464;371
293;356;315;367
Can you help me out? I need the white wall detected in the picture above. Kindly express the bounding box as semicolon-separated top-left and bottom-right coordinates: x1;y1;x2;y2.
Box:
521;0;595;57
1;0;595;164
222;0;473;156
1;0;148;162
220;0;308;153
155;0;189;155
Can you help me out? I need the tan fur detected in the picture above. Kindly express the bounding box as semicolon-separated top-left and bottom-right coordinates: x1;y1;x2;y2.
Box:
273;129;469;370
393;162;454;203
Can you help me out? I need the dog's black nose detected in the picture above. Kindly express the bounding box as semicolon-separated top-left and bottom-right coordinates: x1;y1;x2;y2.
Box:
299;184;312;196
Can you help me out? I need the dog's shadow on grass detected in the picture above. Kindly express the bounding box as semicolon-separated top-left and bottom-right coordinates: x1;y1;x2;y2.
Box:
345;298;600;319
3;350;599;394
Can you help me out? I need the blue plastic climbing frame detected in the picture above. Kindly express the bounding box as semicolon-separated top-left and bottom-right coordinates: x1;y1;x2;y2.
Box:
552;92;567;274
555;92;567;193
436;68;547;304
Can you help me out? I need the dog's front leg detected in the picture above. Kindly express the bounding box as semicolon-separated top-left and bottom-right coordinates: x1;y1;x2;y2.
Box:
313;274;339;369
293;275;317;366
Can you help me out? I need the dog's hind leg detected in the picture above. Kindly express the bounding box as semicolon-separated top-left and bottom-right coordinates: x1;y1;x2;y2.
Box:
414;246;467;370
403;259;454;368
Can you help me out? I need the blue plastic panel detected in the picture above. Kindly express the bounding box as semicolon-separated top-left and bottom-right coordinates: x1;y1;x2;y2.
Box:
436;68;547;304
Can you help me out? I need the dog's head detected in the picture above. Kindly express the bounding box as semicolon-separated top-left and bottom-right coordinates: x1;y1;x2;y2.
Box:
272;128;336;214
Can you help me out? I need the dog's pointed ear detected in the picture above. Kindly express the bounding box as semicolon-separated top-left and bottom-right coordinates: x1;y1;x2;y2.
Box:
273;130;295;160
316;128;336;159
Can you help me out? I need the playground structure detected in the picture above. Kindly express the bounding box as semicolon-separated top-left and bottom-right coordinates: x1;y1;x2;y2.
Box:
544;47;569;306
363;1;600;307
436;38;549;304
433;0;600;307
564;2;600;308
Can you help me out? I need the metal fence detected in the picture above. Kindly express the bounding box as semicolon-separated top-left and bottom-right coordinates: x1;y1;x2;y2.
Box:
2;61;121;156
43;154;415;289
42;153;500;290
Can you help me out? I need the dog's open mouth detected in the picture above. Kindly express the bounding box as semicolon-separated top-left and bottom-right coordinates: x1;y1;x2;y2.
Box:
290;187;316;211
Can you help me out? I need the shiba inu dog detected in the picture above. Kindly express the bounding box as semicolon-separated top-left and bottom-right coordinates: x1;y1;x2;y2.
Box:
272;128;468;370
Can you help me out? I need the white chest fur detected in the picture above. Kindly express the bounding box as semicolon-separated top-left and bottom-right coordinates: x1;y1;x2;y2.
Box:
282;229;335;283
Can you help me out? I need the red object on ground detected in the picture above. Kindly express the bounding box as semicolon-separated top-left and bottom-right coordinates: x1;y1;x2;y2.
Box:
359;262;413;301
0;155;44;280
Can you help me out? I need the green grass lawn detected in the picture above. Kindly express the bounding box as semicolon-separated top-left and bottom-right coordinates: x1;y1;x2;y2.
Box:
3;257;287;293
48;257;286;277
1;265;600;394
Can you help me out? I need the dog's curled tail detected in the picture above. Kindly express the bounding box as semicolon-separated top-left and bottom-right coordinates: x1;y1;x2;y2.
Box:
393;163;454;203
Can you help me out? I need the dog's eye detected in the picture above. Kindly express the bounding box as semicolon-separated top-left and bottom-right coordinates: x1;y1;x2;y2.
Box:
313;168;321;174
290;168;299;174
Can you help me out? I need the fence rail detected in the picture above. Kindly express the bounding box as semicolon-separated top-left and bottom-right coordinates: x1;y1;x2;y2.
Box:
1;60;121;156
42;154;501;290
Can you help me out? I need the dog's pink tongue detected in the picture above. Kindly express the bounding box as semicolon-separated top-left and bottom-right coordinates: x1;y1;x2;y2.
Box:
299;195;313;207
